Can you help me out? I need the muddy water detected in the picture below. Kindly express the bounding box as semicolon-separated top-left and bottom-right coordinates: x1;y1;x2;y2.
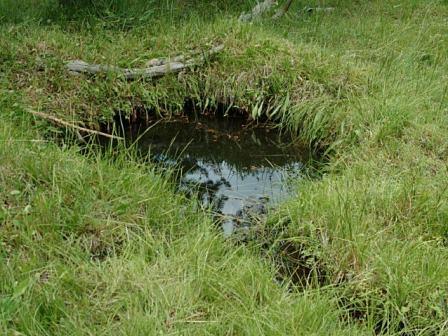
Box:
124;114;308;235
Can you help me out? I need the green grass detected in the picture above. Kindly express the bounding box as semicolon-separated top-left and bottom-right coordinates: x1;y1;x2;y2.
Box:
1;0;448;334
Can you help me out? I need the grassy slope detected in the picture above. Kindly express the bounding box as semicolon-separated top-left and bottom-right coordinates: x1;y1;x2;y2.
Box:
0;97;361;335
1;0;448;334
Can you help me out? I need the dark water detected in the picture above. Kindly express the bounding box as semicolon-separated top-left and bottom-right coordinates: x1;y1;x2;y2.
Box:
124;115;308;235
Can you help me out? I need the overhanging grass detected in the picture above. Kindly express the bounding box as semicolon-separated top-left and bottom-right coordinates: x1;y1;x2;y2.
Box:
0;96;365;335
2;2;367;150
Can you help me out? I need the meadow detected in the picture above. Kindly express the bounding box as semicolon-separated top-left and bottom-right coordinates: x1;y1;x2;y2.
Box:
1;1;447;334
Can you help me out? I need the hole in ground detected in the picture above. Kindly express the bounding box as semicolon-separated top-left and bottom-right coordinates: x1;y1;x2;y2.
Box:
103;106;317;237
96;103;328;286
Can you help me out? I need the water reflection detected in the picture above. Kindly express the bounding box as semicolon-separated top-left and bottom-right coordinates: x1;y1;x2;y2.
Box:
126;115;308;235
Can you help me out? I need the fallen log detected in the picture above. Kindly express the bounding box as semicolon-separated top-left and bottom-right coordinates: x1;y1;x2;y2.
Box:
66;44;224;80
144;45;223;67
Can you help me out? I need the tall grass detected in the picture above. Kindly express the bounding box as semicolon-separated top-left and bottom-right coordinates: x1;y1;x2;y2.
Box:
0;0;248;25
1;0;448;334
0;95;366;334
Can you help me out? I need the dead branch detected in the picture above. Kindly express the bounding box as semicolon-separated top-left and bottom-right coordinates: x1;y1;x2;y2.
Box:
27;109;123;140
272;0;294;19
239;0;277;22
145;46;222;67
66;44;224;80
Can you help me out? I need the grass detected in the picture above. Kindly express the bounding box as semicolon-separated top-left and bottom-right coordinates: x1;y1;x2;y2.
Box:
1;0;448;334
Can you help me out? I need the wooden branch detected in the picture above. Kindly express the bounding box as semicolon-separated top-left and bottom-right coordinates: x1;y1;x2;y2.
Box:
272;0;294;19
145;47;220;67
145;54;185;67
239;0;277;22
27;109;123;140
66;44;224;80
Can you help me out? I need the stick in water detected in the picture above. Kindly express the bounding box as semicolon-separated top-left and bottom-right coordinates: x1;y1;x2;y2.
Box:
26;109;123;140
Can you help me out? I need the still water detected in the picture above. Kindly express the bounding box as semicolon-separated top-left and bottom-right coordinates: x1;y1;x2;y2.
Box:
124;114;307;235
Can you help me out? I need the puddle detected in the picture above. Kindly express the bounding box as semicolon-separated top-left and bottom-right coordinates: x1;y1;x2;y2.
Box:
119;114;309;235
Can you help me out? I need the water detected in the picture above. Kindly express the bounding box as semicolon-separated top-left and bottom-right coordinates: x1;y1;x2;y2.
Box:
124;114;308;235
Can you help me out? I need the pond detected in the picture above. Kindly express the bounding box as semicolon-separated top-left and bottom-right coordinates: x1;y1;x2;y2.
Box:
119;113;309;236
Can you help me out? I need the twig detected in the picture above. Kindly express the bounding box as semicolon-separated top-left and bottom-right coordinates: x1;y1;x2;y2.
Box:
26;109;123;140
66;44;224;80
